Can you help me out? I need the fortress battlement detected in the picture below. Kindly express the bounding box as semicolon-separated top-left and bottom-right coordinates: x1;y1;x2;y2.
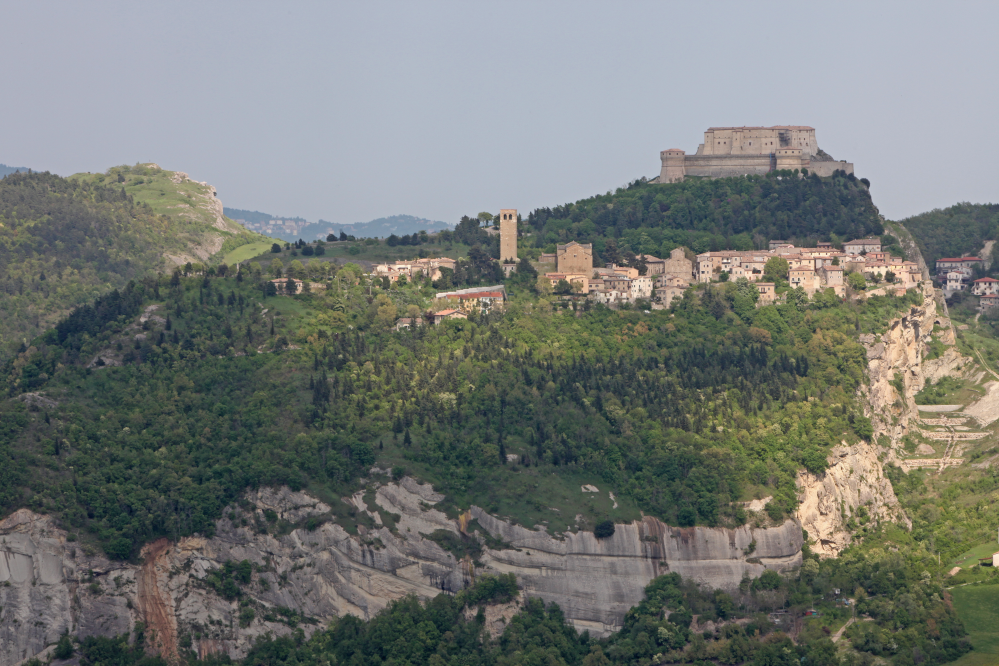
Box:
655;126;854;183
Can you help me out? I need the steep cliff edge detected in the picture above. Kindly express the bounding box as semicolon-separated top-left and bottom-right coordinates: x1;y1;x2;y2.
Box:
795;441;910;557
0;481;802;663
795;281;970;557
861;282;970;449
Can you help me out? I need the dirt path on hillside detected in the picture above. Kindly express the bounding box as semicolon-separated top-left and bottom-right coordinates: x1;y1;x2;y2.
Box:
137;538;178;661
832;617;855;643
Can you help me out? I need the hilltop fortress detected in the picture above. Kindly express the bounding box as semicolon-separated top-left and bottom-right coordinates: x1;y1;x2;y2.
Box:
653;126;855;183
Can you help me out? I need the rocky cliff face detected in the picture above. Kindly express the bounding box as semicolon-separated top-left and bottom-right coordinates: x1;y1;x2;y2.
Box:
0;480;802;664
795;441;910;557
794;281;968;557
861;282;969;448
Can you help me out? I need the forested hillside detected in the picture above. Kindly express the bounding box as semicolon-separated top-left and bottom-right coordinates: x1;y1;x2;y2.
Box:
898;202;999;266
0;168;267;361
522;170;882;262
1;266;972;665
1;266;921;559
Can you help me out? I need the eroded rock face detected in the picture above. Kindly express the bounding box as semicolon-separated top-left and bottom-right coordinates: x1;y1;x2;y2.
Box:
796;441;910;557
474;509;801;635
862;282;970;448
0;482;803;663
795;282;966;558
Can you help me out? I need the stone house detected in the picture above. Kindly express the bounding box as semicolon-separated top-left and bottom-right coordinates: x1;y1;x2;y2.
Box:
639;255;665;275
557;241;593;275
789;267;820;295
594;264;639;279
604;275;632;293
756;282;776;305
430;309;467;325
394;317;425;330
630;276;653;299
980;295;999;312
972;277;999;296
843;238;882;255
435;285;507;313
818;266;845;296
269;278;305;294
544;273;590;294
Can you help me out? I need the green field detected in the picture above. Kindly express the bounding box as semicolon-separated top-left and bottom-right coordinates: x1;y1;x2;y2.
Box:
954;542;999;569
223;241;277;266
949;584;999;665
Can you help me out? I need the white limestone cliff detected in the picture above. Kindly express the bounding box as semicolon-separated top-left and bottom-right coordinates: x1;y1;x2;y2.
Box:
795;281;968;557
0;481;802;664
795;441;910;557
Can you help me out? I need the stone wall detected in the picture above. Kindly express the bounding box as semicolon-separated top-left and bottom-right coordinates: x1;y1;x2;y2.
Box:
809;160;855;177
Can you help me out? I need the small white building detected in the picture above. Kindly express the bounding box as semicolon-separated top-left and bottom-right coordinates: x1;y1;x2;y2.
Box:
630;276;653;299
972;277;999;296
946;271;967;292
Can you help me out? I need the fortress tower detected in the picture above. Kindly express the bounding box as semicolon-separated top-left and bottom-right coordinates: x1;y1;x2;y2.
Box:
660;149;686;183
499;209;518;265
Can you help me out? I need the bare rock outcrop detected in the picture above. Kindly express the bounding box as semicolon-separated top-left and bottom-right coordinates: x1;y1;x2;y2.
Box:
474;509;801;635
861;282;970;449
0;480;804;663
796;441;910;557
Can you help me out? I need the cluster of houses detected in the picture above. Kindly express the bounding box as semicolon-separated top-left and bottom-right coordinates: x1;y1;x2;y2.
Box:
370;233;986;328
935;256;984;294
535;237;926;310
372;256;458;283
394;284;509;330
695;238;921;299
933;255;999;311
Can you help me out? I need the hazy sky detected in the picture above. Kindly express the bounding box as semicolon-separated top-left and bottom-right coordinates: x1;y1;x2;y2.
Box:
3;2;997;225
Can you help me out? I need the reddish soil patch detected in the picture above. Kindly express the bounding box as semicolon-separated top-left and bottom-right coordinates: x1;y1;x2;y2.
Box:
137;538;178;661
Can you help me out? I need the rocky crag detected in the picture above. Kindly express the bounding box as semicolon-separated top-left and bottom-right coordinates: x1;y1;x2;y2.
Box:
0;480;802;664
794;280;972;558
795;441;910;557
861;282;969;450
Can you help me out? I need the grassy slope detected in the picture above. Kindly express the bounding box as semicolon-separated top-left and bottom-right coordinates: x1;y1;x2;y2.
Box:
949;585;999;665
69;163;276;265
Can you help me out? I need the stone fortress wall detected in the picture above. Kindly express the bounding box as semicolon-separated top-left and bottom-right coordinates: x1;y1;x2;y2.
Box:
658;126;854;183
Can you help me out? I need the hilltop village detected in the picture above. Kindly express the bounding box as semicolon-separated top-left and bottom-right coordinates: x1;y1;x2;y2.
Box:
367;204;922;325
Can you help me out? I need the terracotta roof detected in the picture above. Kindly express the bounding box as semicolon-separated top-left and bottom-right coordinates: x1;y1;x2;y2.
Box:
434;309;462;316
938;257;982;262
974;278;999;283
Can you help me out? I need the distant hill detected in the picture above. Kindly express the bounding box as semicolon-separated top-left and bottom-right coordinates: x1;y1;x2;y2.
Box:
224;208;451;241
333;214;453;239
0;164;35;178
896;202;999;267
0;165;269;359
